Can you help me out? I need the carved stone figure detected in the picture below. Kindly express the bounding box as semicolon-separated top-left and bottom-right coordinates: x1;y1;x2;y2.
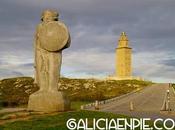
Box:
28;10;71;112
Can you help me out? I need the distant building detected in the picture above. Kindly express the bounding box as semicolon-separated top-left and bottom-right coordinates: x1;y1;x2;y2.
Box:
116;32;132;78
107;32;142;80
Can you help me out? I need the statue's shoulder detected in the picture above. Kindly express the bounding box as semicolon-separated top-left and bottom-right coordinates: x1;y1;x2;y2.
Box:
57;21;68;28
49;21;68;28
35;23;43;33
37;21;68;28
57;20;66;24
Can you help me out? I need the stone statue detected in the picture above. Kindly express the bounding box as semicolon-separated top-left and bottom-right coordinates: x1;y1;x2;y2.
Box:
28;10;71;112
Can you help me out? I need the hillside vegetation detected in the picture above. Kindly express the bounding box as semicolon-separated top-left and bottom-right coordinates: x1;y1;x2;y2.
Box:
0;77;152;107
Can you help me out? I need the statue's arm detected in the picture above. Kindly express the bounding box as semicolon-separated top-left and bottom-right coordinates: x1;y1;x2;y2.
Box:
62;32;71;50
66;32;71;48
58;21;71;50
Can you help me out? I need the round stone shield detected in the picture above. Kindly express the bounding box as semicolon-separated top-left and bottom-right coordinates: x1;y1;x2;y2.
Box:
39;21;69;52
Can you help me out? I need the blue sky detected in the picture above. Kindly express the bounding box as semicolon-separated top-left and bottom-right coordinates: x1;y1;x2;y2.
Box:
0;0;175;83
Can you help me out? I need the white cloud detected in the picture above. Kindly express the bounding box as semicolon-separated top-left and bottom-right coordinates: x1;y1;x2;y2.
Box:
0;51;34;79
133;51;175;82
62;48;115;77
0;0;175;82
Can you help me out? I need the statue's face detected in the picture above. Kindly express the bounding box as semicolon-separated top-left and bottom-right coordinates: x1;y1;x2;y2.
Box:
43;12;54;22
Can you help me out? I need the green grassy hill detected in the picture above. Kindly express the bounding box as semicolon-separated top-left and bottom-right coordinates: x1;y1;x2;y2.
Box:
0;77;152;108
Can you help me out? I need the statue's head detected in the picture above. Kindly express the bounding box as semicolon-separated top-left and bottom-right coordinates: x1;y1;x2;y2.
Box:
41;9;59;22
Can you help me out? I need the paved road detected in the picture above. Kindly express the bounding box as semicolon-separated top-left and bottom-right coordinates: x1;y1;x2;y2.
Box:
93;84;175;119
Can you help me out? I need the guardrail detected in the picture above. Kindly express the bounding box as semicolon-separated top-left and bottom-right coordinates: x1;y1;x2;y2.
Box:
81;89;140;110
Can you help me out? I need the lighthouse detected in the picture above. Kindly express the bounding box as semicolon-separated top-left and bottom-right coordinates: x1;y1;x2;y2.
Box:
107;32;141;80
116;32;132;79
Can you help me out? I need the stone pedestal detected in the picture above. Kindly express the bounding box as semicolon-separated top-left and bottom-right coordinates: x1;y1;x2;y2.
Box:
28;91;70;112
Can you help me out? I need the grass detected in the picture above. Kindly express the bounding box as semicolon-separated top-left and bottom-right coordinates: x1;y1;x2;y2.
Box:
63;78;153;101
0;111;124;130
0;101;89;119
0;77;157;129
0;110;166;130
71;101;91;110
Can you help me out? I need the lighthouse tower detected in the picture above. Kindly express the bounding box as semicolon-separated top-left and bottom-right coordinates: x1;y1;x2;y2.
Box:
116;32;132;79
107;32;142;80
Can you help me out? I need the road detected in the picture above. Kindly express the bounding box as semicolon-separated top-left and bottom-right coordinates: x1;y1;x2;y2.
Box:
91;84;175;119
